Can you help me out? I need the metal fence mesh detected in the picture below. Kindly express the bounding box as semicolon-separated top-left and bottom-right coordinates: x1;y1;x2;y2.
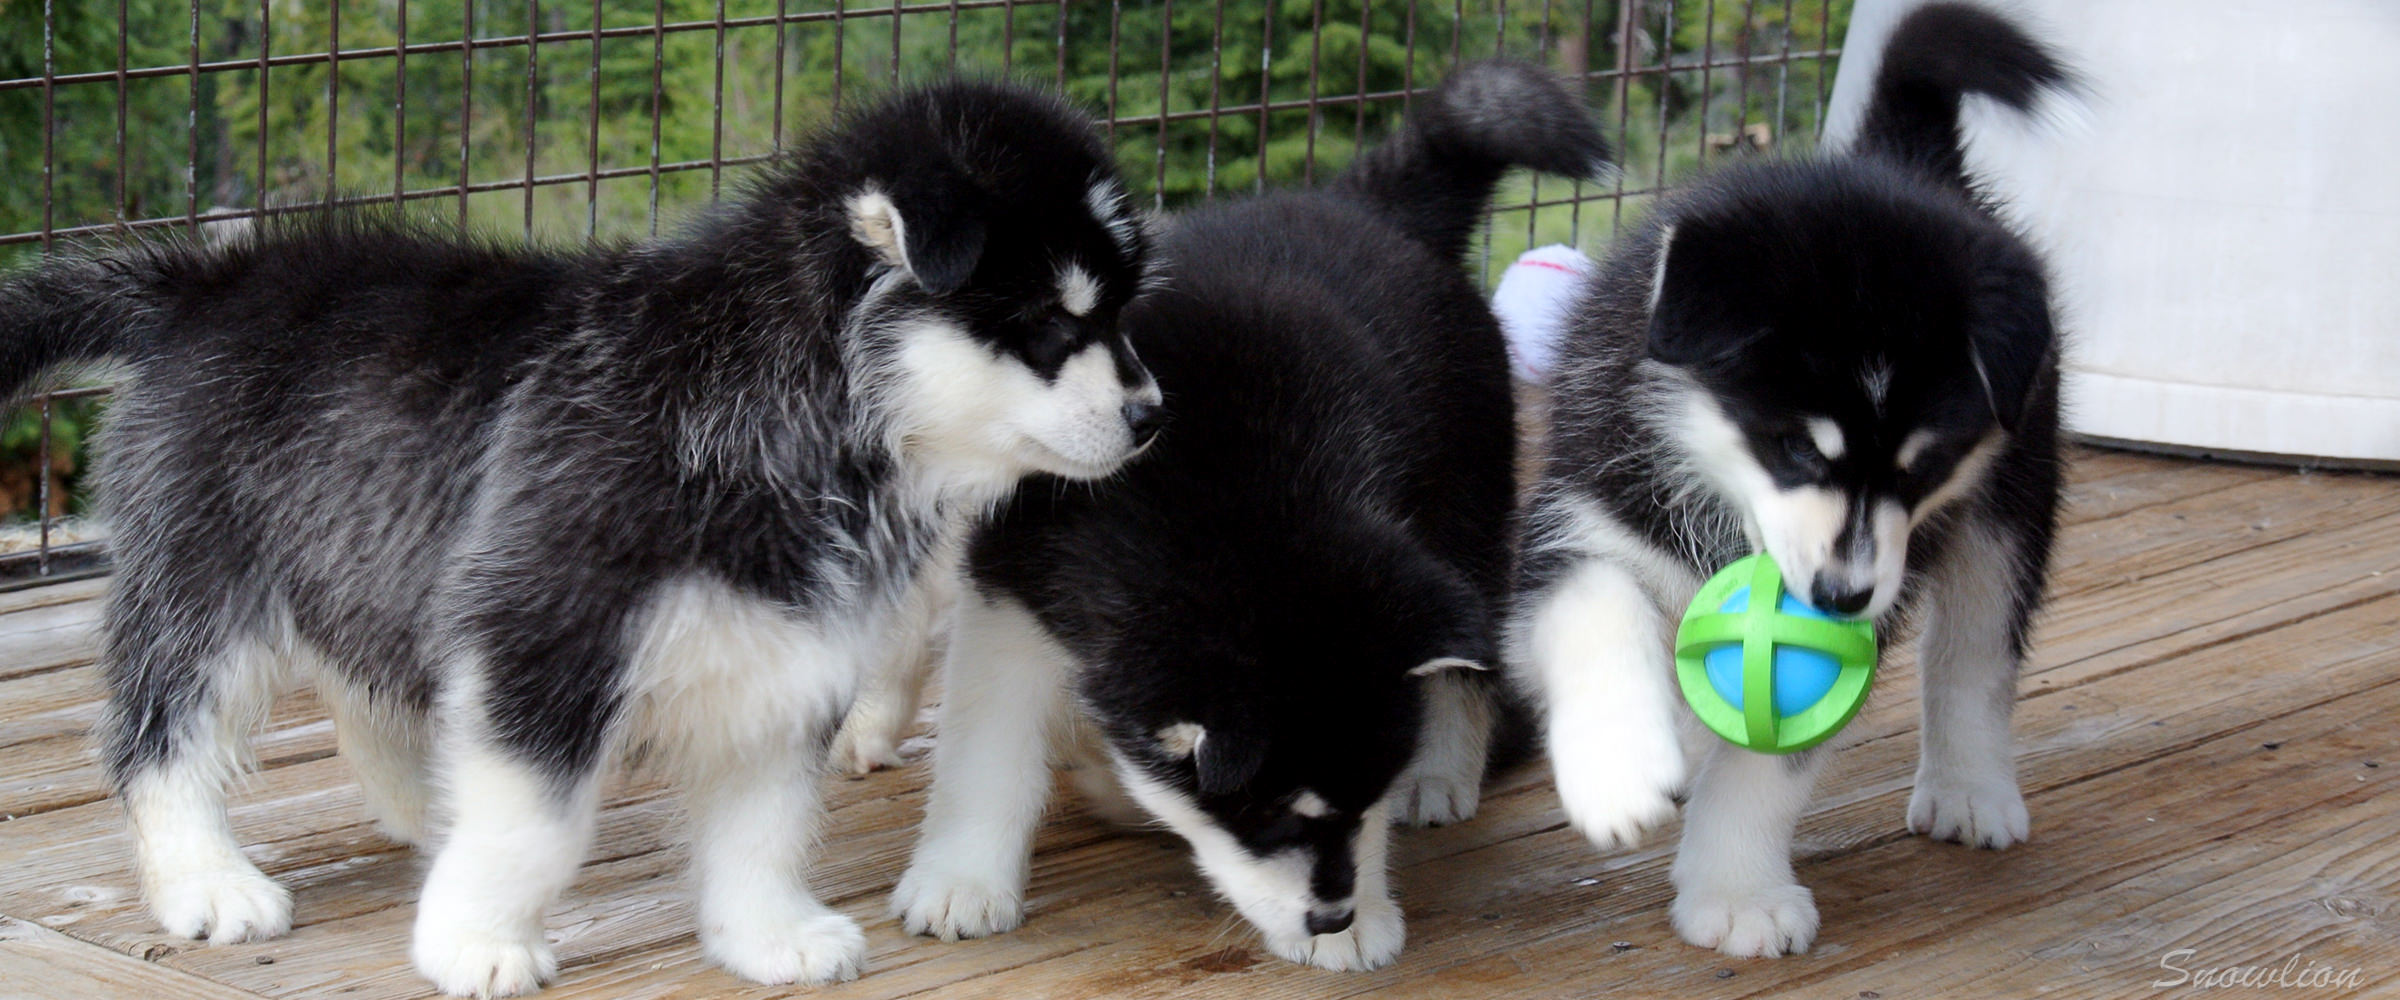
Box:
0;0;1850;583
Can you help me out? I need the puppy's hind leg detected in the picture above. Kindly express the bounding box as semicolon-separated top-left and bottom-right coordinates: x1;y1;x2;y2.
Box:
892;593;1073;941
103;588;294;945
319;671;433;846
1392;669;1496;827
1908;519;2040;849
829;563;953;775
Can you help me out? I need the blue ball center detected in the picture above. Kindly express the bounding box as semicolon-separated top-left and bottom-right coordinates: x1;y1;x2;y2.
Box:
1701;586;1842;717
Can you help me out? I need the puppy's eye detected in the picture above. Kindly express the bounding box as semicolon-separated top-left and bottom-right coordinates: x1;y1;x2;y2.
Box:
1024;320;1078;370
1778;433;1820;467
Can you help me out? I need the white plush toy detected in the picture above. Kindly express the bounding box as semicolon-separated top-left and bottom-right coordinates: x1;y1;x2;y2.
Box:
1490;244;1591;384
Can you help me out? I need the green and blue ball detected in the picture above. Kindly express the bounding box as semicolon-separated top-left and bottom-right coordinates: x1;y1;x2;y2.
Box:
1674;553;1878;754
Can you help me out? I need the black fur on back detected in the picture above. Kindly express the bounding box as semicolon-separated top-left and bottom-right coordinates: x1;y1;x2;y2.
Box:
0;79;1140;788
969;60;1609;842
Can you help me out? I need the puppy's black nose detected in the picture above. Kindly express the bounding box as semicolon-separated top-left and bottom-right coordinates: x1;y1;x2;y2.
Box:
1305;907;1355;937
1809;576;1874;616
1123;401;1164;448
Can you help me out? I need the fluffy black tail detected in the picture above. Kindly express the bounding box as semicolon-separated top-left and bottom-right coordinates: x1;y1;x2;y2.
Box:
0;254;149;405
1335;60;1613;262
1854;2;2071;190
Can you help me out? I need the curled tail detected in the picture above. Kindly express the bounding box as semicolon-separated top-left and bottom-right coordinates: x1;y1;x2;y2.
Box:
1854;2;2072;190
1;253;151;404
1335;60;1613;262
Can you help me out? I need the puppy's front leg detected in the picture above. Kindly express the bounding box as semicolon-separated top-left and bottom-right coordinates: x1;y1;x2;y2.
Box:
685;716;865;986
892;593;1072;940
1670;744;1828;957
412;736;601;998
1909;521;2035;848
1508;556;1687;850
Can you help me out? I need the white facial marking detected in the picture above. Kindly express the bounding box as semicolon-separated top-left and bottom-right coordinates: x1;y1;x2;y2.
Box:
845;190;909;269
1647;223;1677;313
1157;722;1206;758
884;317;1154;491
1291;791;1334;818
1115;761;1403;970
1675;389;1890;614
1407;656;1489;677
1895;429;1939;471
1058;264;1101;317
1804;417;1846;462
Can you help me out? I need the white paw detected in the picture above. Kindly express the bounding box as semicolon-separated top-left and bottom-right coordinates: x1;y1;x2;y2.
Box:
410;924;557;998
146;865;293;944
703;909;866;986
1550;725;1686;851
1670;882;1817;958
891;865;1025;941
1392;771;1480;827
1267;898;1405;971
1907;769;2029;849
828;722;908;776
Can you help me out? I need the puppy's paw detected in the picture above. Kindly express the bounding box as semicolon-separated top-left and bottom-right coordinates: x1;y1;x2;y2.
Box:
1907;770;2029;849
410;925;557;998
145;864;293;944
891;865;1025;941
1392;770;1481;827
1269;898;1405;971
1670;882;1817;958
1550;725;1685;851
828;721;908;776
704;909;866;986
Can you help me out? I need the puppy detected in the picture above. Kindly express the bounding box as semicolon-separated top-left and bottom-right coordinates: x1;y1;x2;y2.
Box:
0;81;1157;996
1508;2;2073;958
884;61;1611;971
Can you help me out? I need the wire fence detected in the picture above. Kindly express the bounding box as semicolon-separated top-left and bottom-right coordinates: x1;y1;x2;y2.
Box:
0;0;1851;584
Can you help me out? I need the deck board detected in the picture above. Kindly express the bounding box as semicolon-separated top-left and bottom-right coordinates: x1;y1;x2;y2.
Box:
1;446;2392;999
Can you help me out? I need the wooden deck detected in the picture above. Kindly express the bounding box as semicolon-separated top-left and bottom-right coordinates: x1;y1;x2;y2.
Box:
1;446;2394;999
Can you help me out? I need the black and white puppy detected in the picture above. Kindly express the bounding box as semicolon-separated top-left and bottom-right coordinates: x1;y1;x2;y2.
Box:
885;62;1610;971
0;81;1157;996
1509;3;2072;958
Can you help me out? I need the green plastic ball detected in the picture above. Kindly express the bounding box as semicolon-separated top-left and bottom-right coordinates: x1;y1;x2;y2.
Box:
1674;553;1879;754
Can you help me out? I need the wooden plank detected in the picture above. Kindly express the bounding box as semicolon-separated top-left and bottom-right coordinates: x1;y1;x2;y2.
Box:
0;575;108;618
2047;468;2400;600
542;591;2400;1000
0;592;102;683
0;915;262;1000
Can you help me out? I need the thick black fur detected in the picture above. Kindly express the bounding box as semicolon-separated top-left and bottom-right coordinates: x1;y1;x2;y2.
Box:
970;61;1609;867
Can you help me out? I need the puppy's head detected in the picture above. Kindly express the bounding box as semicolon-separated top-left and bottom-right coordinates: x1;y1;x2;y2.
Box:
1644;161;2053;617
817;81;1160;484
1090;526;1491;965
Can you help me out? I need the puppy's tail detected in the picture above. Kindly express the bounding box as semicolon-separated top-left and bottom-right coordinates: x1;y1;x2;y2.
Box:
0;253;153;405
1853;2;2072;190
1334;60;1613;263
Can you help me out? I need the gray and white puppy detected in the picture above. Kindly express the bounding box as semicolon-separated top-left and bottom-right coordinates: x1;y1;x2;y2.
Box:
0;81;1157;997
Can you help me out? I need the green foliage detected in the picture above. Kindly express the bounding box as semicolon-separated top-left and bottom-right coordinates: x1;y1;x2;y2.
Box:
0;0;1850;523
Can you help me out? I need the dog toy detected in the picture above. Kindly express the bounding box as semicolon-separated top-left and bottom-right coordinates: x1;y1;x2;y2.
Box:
1489;244;1590;383
1673;553;1877;754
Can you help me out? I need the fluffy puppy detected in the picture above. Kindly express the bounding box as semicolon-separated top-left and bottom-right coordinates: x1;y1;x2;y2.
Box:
884;61;1611;971
1508;2;2074;958
0;81;1156;996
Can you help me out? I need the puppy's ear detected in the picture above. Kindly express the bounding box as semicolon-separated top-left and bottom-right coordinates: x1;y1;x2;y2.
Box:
1194;730;1268;797
845;166;988;295
1968;257;2056;432
1644;222;1766;367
